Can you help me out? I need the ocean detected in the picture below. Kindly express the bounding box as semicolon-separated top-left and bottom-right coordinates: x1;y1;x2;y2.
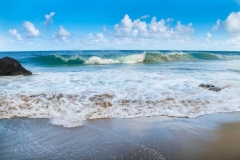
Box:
0;50;240;127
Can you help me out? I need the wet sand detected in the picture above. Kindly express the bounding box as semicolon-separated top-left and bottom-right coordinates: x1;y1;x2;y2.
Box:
1;112;240;160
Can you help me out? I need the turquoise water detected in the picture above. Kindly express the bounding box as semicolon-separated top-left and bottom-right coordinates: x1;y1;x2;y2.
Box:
1;50;239;65
0;50;240;127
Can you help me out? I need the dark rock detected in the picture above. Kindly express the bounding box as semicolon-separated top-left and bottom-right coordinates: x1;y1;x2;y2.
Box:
199;83;221;92
208;87;221;92
0;57;32;76
199;84;215;89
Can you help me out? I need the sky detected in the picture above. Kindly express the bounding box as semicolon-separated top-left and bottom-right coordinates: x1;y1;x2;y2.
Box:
0;0;240;51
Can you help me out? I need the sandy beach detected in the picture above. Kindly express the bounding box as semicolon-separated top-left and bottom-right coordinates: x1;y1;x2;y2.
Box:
1;112;240;160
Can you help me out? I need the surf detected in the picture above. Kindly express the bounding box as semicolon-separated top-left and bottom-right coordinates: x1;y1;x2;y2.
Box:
22;51;236;66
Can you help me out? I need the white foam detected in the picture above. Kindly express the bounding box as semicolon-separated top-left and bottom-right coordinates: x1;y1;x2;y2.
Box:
119;53;145;63
167;51;185;55
1;60;240;127
53;54;83;62
85;56;119;64
84;54;145;65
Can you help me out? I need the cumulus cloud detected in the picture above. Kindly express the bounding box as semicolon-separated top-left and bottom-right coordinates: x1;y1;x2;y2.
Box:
61;37;69;42
9;29;23;40
114;14;194;39
53;26;71;41
85;33;108;44
44;12;55;26
59;26;71;37
224;11;240;35
140;15;150;19
212;19;222;31
175;21;194;36
23;21;40;37
114;15;134;36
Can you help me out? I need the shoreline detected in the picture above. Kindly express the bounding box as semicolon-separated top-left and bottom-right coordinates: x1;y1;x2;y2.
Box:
1;112;240;159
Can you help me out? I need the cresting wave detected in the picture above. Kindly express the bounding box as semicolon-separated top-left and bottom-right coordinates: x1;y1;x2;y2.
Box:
27;52;234;66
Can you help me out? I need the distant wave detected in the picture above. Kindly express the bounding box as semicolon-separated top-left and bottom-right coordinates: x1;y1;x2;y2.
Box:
30;54;85;65
28;52;233;66
144;52;223;62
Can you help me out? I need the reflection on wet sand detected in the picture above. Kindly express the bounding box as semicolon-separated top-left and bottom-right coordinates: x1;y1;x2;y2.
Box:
200;122;240;160
0;112;240;159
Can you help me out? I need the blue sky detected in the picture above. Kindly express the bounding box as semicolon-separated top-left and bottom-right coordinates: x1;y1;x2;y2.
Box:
0;0;240;51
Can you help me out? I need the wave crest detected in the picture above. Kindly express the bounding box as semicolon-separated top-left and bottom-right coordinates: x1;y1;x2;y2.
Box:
85;56;119;64
31;54;85;66
28;52;229;66
144;52;222;63
120;53;145;63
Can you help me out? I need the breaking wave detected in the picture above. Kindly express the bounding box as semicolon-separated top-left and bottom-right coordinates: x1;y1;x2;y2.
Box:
26;52;235;66
30;54;85;65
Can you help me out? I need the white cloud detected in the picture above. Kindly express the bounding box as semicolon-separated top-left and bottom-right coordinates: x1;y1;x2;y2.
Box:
9;29;23;40
212;19;222;31
175;21;194;36
224;11;240;35
61;36;69;42
140;15;150;19
23;21;40;37
7;13;240;51
148;17;172;37
207;32;212;38
226;36;240;45
206;32;212;40
53;26;71;41
114;15;134;36
86;33;108;43
58;26;71;37
44;12;55;26
114;14;194;39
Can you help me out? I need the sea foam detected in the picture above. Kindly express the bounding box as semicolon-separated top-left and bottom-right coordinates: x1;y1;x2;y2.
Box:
1;59;240;127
